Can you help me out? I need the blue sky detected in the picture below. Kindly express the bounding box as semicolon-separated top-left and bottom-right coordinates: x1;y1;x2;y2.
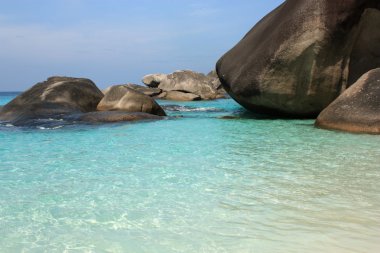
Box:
0;0;283;91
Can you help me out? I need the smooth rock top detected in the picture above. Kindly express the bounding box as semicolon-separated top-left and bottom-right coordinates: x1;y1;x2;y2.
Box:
315;68;380;134
217;0;380;117
142;70;222;100
103;84;162;97
97;85;166;116
142;74;167;88
0;76;103;125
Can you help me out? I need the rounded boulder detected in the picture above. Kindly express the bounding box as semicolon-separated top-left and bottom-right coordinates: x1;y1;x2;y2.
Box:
0;76;103;125
97;85;166;116
315;68;380;134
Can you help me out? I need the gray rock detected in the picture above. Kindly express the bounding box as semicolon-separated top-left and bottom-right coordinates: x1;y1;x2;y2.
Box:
207;70;222;90
315;68;380;134
124;84;162;97
216;1;380;117
0;76;103;125
77;111;163;123
143;70;222;100
208;70;228;98
97;85;166;116
156;91;201;101
103;84;162;97
142;74;167;88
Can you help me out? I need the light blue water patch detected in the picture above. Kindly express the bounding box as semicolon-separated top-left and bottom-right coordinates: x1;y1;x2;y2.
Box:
0;92;19;106
0;93;379;253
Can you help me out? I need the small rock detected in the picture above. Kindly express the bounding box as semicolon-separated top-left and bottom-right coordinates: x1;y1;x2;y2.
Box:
97;85;166;116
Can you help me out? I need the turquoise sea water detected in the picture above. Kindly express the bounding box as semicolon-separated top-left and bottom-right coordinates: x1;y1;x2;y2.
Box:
0;92;379;253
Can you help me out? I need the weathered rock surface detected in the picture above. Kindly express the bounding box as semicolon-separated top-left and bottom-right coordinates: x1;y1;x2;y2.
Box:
143;70;225;100
157;91;201;101
315;68;380;134
217;0;380;117
0;76;103;125
142;74;167;88
77;111;163;123
97;85;166;116
207;70;228;99
103;84;162;97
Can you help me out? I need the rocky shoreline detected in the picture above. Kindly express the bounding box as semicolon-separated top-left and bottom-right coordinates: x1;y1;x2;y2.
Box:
0;70;226;126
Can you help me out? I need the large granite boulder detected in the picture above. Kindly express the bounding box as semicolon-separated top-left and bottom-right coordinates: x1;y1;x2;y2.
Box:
0;76;103;125
97;85;166;116
142;70;223;100
315;68;380;134
216;1;380;117
77;111;162;123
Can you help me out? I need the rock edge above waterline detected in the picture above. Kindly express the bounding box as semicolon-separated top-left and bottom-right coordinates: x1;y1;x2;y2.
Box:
0;76;167;126
315;68;380;134
216;0;380;117
142;70;226;101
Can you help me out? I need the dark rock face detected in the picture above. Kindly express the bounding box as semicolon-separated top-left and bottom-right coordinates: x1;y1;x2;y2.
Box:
156;91;201;101
315;68;380;134
77;111;163;123
0;76;103;125
216;0;380;117
143;70;225;100
97;85;166;116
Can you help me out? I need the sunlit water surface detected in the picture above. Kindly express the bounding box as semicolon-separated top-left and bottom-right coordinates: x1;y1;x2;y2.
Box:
0;92;379;253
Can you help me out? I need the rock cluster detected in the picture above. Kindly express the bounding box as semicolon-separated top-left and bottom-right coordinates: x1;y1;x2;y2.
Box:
0;68;227;126
142;70;226;101
0;76;167;126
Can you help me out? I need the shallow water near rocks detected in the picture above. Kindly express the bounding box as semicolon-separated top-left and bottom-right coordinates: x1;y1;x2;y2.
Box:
0;92;379;253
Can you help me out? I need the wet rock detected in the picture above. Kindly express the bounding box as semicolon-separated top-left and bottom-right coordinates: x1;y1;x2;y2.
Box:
219;115;240;120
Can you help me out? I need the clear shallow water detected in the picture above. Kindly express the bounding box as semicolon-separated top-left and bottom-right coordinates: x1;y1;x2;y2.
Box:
0;93;379;253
